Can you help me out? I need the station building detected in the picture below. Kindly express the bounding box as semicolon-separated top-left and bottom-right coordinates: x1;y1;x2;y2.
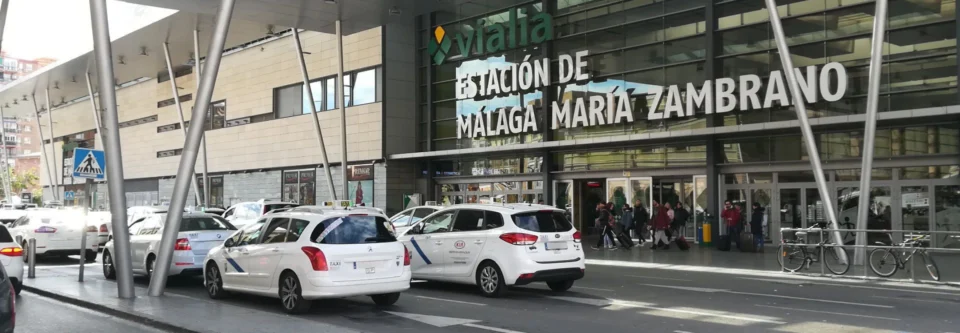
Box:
7;0;959;246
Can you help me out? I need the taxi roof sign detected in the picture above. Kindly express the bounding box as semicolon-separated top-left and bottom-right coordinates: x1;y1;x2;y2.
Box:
321;200;353;208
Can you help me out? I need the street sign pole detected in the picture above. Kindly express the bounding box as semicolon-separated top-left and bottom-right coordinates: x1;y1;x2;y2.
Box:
70;148;107;284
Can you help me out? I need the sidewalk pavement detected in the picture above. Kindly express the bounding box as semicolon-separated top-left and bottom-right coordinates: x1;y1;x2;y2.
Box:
22;266;358;333
582;235;960;284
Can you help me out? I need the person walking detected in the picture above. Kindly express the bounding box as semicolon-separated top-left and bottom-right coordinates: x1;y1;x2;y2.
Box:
634;200;649;245
673;202;690;239
620;203;634;240
651;201;672;250
593;203;617;250
664;202;675;241
750;202;765;252
722;200;743;250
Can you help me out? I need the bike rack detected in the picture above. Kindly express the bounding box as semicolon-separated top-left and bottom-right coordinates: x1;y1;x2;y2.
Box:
778;228;960;284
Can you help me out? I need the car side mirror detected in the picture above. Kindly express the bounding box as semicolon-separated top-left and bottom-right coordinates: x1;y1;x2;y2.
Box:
224;238;236;248
411;224;423;234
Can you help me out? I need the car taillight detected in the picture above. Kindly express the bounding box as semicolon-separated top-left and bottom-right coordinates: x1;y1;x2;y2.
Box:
403;246;411;266
34;226;57;233
573;231;581;243
499;233;538;245
174;238;192;251
0;247;23;257
99;224;108;232
86;226;98;232
301;247;328;271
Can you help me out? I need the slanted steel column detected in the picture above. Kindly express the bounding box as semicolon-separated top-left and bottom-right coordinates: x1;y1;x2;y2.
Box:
0;105;13;199
44;89;60;200
292;29;337;200
854;0;889;267
31;97;58;202
193;29;211;208
162;42;205;207
336;20;348;198
84;73;104;145
89;0;134;298
149;0;235;296
0;0;9;51
763;0;848;264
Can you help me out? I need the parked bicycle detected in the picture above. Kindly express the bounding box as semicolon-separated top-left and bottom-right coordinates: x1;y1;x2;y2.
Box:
869;234;940;281
778;227;851;275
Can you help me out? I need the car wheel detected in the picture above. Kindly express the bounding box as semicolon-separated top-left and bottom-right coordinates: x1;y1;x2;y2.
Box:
370;292;400;306
205;263;228;299
13;280;22;295
85;250;97;263
102;251;116;279
546;280;574;292
476;262;507;298
145;255;156;280
279;272;311;314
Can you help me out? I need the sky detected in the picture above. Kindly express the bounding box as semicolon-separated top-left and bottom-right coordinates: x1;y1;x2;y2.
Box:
2;0;175;60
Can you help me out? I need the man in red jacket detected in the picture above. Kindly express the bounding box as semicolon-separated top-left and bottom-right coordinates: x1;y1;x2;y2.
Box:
721;200;743;250
651;201;672;250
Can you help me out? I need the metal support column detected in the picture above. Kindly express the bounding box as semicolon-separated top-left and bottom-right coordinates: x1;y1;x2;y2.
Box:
193;29;211;208
89;0;134;298
149;0;235;296
163;42;205;207
0;105;12;200
0;0;9;51
854;0;888;266
336;20;348;197
84;73;104;145
32;97;58;202
764;0;848;264
292;29;337;200
44;89;60;200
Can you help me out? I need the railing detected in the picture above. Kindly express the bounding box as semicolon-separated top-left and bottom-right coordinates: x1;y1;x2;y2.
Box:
778;227;960;283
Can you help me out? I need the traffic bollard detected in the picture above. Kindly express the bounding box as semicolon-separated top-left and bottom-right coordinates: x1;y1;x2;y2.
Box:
27;238;36;278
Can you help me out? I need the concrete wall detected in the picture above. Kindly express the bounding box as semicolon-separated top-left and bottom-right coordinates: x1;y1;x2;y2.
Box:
38;27;383;186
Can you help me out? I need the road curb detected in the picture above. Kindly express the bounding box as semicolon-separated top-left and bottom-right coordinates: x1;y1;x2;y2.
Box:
22;284;203;333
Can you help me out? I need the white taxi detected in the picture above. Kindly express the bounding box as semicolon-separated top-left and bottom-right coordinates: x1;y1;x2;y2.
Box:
0;224;23;294
203;204;411;314
389;202;443;235
8;209;99;262
400;204;584;297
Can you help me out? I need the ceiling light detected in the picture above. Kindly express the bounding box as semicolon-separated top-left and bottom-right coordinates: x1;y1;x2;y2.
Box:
54;81;60;89
118;56;126;65
325;0;336;3
140;47;148;56
389;6;402;16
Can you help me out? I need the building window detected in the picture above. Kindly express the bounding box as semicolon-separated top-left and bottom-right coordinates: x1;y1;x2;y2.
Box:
208;100;226;130
157;65;193;83
157;148;182;158
198;176;224;207
24;125;30;132
273;76;339;119
157;94;193;108
118;115;158;129
282;170;316;205
157;123;180;133
343;67;381;107
24;149;30;154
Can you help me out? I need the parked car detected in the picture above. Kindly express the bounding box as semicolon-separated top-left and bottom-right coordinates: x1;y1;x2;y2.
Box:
100;206;168;244
0;224;23;294
222;200;299;228
0;261;15;333
203;205;410;314
102;212;236;279
0;206;28;225
389;204;443;235
7;210;99;262
400;203;584;297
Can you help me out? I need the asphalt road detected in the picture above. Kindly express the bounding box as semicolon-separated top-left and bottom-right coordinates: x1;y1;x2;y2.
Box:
15;290;167;333
27;253;960;333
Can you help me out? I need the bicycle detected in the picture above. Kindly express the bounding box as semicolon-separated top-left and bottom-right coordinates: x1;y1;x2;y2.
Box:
868;234;940;281
778;227;851;275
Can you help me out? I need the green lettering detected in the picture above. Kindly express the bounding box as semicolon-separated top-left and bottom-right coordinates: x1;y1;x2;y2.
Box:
530;12;552;44
476;19;485;54
486;24;505;53
454;28;475;58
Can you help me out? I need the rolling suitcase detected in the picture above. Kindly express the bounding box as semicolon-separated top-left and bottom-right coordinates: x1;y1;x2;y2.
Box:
675;236;690;251
717;235;731;251
739;230;756;252
616;231;635;249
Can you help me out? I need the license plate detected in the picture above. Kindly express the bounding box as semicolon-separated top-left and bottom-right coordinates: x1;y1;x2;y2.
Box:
187;233;199;240
365;267;376;274
545;242;568;250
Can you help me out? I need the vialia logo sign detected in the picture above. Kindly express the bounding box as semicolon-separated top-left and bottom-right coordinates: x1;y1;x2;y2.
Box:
428;8;553;65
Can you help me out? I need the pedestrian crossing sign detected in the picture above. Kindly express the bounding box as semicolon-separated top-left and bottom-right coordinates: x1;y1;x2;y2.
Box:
72;148;106;180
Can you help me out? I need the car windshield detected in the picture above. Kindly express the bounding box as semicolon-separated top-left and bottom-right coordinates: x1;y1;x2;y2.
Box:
264;203;299;214
311;215;396;244
511;211;573;232
179;216;236;231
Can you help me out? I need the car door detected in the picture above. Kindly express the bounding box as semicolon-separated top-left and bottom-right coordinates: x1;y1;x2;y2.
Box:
226;219;266;289
405;210;456;277
132;216;160;271
245;217;291;290
443;209;492;277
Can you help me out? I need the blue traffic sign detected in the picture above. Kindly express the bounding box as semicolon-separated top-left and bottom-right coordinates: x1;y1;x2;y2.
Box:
72;148;106;180
64;191;75;201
